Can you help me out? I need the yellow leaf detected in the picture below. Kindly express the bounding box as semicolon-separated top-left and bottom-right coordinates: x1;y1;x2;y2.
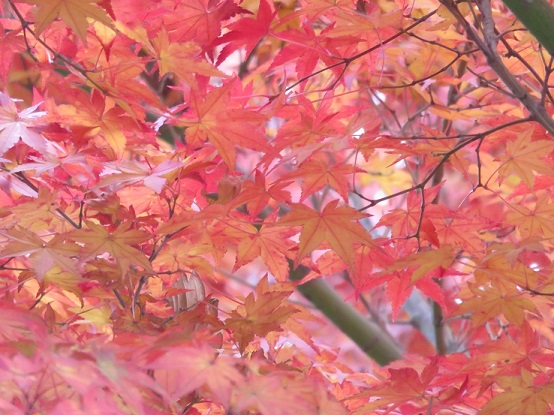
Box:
497;129;554;188
22;0;115;43
506;194;554;239
395;245;458;284
70;220;152;273
457;282;536;327
154;29;226;89
480;370;554;415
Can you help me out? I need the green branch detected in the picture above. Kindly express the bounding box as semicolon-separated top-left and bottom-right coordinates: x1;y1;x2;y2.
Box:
289;262;402;365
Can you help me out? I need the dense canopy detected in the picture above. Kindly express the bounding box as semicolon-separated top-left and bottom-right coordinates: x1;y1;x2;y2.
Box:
1;0;554;414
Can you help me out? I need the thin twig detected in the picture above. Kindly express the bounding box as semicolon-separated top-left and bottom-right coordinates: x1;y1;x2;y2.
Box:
8;0;110;96
440;0;554;135
284;9;438;92
12;172;82;229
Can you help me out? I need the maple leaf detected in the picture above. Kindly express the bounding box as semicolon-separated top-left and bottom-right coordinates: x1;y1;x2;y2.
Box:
0;228;84;293
0;187;57;230
282;158;359;201
21;0;116;43
0;301;49;341
177;81;270;169
95;159;184;194
153;238;214;278
395;245;458;285
53;90;138;159
264;96;348;168
278;199;375;271
69;220;152;272
353;364;436;414
6;0;554;412
313;244;392;294
0;228;80;278
480;370;554;415
375;184;445;244
165;0;245;49
12;147;93;186
0;93;47;156
151;342;242;404
153;28;226;89
355;245;457;318
215;0;275;65
0;171;38;198
460;322;549;380
496;129;554;188
506;193;554;239
269;22;359;82
225;277;297;351
225;213;296;282
231;372;328;415
231;170;292;217
474;254;539;291
456;281;537;327
433;207;489;256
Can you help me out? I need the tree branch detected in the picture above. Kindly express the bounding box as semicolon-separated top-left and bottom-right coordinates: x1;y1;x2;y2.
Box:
500;0;554;56
289;261;402;365
440;0;554;135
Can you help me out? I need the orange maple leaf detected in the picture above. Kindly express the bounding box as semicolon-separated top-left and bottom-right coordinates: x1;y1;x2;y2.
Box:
433;207;489;255
54;90;137;159
506;193;554;239
282;158;358;201
225;277;297;351
69;220;152;272
393;245;458;285
225;215;296;282
21;0;115;43
278;199;375;271
456;281;537;327
0;228;80;281
153;28;226;89
177;81;270;169
480;370;554;415
496;129;554;188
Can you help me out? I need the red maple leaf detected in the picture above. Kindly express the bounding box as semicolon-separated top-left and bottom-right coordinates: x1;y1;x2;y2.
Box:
177;81;270;169
215;0;275;65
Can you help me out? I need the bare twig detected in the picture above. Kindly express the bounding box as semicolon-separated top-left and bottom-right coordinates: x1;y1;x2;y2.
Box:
439;0;554;135
284;9;438;92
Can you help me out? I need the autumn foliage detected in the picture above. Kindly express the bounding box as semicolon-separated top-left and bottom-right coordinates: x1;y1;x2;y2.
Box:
1;0;554;413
